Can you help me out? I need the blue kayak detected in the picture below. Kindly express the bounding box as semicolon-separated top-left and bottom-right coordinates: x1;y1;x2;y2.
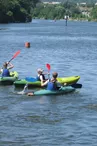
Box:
33;86;75;96
16;83;82;95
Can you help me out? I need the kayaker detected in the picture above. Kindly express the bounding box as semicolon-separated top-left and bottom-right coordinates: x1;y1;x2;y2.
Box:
41;72;63;90
36;68;45;81
41;72;67;88
27;72;65;96
0;62;14;77
36;68;49;83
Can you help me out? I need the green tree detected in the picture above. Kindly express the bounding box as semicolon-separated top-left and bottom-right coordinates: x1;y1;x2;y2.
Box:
90;6;97;20
0;0;40;23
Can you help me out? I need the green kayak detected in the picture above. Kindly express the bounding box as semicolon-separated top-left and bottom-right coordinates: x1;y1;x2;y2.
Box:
14;75;80;88
0;71;18;85
31;86;75;96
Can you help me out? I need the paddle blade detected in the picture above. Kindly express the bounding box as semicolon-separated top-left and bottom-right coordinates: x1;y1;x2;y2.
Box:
8;50;20;62
71;83;82;89
46;64;51;71
12;50;20;59
25;77;37;82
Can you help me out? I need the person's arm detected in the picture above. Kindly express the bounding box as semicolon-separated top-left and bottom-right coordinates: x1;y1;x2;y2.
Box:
41;79;49;86
0;68;3;74
43;71;50;75
43;72;50;79
56;81;67;88
7;62;14;69
40;75;44;84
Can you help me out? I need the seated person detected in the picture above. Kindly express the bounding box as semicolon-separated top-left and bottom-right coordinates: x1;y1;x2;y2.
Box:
36;68;49;82
27;72;63;96
0;62;14;77
41;72;59;90
36;68;45;82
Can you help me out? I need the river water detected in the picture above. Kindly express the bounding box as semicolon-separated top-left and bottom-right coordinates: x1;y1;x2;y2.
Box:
0;19;97;146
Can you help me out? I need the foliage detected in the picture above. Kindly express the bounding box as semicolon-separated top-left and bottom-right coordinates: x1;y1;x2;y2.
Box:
40;0;97;4
90;6;97;20
32;2;82;19
0;0;39;23
0;0;97;23
32;1;97;21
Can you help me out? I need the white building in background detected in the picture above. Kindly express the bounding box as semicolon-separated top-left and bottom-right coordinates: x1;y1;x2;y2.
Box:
43;2;61;5
80;3;86;5
52;2;61;4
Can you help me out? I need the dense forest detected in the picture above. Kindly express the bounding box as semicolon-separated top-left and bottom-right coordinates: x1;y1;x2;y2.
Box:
0;0;39;23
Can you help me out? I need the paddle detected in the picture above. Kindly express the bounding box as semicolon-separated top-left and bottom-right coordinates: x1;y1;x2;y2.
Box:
8;50;20;63
0;50;20;74
24;77;37;92
70;83;82;89
46;63;51;71
25;77;37;82
46;63;51;79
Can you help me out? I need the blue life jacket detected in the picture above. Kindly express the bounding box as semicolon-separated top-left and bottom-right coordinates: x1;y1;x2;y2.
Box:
36;74;45;81
47;82;58;91
2;69;10;77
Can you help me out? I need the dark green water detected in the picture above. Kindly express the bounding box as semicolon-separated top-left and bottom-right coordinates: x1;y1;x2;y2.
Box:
0;20;97;145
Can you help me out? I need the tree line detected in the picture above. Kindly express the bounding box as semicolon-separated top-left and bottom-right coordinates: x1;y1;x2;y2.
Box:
32;2;97;21
0;0;97;23
41;0;97;4
0;0;39;23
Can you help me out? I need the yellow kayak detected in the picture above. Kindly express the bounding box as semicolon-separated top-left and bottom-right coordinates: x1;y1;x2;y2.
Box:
14;75;80;88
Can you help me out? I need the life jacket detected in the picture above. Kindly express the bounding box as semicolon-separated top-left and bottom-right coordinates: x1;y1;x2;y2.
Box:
2;69;10;77
47;81;58;91
36;74;45;81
